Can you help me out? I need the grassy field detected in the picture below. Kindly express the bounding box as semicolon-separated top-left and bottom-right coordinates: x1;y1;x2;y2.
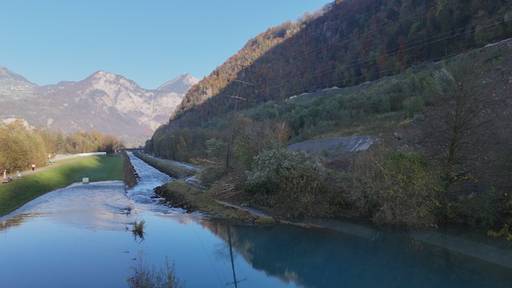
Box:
0;155;123;216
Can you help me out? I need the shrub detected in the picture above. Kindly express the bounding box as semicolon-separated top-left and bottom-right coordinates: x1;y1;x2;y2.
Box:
232;118;290;170
488;224;512;241
352;148;440;226
402;96;424;117
132;220;145;239
127;257;182;288
245;148;329;218
447;186;499;227
199;165;226;187
205;138;227;161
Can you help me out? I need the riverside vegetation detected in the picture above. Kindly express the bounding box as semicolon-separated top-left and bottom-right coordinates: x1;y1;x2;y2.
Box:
145;25;512;239
127;258;182;288
147;47;512;236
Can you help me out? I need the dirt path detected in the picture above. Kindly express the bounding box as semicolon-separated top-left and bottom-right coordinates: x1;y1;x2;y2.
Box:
215;200;270;218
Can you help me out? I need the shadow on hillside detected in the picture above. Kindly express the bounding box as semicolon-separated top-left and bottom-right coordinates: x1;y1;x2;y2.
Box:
165;0;512;130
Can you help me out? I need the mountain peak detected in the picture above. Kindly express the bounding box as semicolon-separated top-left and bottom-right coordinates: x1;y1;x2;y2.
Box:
0;66;195;144
0;67;33;84
178;73;199;83
157;73;199;94
88;70;123;81
0;66;11;77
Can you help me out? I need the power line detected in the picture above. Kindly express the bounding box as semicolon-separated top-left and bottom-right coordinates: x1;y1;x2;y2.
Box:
180;11;511;122
296;0;444;58
256;17;510;94
205;1;441;95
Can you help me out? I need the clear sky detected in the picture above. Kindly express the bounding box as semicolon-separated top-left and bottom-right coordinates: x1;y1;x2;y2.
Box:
0;0;331;89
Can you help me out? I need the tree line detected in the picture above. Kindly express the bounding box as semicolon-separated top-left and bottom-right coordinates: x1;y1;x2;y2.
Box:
0;120;123;173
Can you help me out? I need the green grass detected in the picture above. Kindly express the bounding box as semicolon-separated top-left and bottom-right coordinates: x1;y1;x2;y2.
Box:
0;155;123;216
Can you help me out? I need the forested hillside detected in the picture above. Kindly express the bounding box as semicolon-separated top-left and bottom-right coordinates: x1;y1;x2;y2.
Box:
146;1;512;235
170;0;512;128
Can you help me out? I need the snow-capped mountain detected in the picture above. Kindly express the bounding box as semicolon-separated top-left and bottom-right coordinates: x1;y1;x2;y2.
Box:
0;67;198;145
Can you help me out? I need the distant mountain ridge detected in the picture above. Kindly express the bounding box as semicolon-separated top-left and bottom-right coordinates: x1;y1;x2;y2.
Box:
158;74;199;94
0;67;198;145
0;67;36;101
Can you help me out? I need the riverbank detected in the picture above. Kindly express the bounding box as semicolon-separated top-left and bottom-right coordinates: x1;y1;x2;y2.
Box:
0;155;124;216
121;152;138;188
155;180;272;223
133;151;199;178
151;172;512;270
132;152;267;223
132;152;512;247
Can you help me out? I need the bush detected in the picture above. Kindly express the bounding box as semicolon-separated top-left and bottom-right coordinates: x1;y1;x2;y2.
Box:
447;186;499;227
352;148;440;226
402;96;424;117
205;138;227;161
232;118;290;170
199;165;226;187
245;148;329;218
127;257;182;288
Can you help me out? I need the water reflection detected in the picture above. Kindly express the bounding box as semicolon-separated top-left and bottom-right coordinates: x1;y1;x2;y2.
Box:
203;221;512;288
131;220;146;242
2;181;137;231
0;213;36;232
1;153;511;288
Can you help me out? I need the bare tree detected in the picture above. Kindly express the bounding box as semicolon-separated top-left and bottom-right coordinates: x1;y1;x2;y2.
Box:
424;61;498;187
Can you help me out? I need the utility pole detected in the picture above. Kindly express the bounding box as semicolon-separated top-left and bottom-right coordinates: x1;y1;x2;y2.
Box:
224;78;253;170
226;226;245;288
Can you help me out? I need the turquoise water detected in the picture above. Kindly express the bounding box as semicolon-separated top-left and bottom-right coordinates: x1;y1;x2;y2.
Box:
0;154;511;288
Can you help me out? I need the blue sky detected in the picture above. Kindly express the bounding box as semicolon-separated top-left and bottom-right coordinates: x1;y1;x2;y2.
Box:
0;0;330;88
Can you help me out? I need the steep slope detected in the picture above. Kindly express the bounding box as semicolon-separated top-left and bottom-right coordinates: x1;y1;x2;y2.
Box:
152;74;199;124
158;73;199;94
0;67;36;101
170;0;512;128
0;70;197;145
143;1;512;230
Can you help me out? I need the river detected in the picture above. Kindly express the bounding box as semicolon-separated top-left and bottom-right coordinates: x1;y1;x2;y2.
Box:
1;153;511;287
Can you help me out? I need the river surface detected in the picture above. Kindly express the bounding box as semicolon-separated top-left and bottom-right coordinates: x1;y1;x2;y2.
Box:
1;153;512;288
